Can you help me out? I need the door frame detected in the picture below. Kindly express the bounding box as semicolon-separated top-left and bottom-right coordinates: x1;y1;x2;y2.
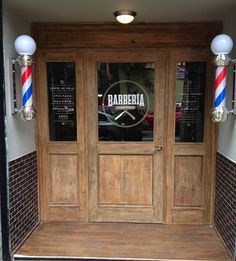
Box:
33;22;219;224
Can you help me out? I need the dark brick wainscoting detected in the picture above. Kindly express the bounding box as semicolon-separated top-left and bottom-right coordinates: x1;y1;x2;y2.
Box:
214;152;236;260
9;151;39;251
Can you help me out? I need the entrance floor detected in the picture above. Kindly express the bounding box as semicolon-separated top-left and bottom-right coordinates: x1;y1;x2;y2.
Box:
14;222;231;261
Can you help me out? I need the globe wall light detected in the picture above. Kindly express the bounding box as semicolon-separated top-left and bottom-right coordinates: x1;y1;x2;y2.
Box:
210;34;236;123
13;35;37;121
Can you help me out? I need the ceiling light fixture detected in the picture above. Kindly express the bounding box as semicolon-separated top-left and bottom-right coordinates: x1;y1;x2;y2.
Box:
114;10;137;24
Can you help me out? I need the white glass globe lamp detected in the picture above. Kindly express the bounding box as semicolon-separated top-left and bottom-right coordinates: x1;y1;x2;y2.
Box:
14;35;36;56
211;34;233;55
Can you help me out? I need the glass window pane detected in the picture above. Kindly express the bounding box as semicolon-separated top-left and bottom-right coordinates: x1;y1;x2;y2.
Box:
98;63;154;141
175;62;206;142
47;62;77;141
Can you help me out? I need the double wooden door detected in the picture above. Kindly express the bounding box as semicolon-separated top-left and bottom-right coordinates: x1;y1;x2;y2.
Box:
37;49;165;223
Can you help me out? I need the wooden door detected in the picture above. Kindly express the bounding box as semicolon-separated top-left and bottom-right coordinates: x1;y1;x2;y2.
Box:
36;51;87;221
87;50;166;223
165;49;215;224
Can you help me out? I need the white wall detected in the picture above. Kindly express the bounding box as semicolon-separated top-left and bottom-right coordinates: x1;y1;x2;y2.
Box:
3;5;36;161
217;9;236;163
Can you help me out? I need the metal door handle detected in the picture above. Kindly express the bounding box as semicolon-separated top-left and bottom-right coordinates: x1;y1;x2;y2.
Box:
155;145;163;151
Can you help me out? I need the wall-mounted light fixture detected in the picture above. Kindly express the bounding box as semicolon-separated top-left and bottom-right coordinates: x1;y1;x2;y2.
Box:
13;35;37;121
211;34;236;123
114;10;137;24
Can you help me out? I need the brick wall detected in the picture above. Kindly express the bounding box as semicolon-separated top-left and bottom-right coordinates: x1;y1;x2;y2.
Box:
214;152;236;260
8;151;39;251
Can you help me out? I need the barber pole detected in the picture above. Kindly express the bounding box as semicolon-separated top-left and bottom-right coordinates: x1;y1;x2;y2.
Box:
214;66;226;108
210;34;234;123
14;35;37;121
22;66;33;107
211;65;228;123
18;62;36;121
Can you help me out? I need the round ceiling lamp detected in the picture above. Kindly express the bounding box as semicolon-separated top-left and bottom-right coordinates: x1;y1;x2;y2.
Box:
114;10;137;24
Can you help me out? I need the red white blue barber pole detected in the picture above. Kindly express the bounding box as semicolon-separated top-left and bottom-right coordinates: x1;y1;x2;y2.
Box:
211;34;233;123
22;66;33;108
213;66;227;121
14;35;37;121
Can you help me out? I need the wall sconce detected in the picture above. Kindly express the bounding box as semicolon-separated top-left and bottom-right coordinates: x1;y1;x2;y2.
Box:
114;10;137;24
13;35;37;121
211;34;236;123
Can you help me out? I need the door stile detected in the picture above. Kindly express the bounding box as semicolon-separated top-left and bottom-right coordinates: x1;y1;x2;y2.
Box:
86;50;98;222
76;50;87;221
153;51;167;222
34;51;47;220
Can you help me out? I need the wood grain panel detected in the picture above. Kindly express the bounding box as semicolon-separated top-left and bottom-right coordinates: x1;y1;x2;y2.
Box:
47;143;78;154
50;155;78;205
172;209;204;224
174;156;203;207
47;207;81;221
32;22;222;49
98;143;154;154
98;155;152;205
95;207;156;223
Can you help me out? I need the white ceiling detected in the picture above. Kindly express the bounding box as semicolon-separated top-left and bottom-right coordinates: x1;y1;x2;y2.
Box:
5;0;236;23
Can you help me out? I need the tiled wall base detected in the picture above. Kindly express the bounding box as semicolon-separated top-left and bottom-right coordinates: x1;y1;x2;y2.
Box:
9;151;39;251
214;152;236;260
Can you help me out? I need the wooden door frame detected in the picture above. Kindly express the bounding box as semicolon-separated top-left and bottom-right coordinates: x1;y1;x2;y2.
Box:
33;22;220;224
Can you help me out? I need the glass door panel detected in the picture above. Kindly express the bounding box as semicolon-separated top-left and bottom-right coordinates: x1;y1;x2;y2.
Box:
98;63;154;141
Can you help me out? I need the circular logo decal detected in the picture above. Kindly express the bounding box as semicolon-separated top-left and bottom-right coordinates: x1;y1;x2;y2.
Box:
102;80;150;128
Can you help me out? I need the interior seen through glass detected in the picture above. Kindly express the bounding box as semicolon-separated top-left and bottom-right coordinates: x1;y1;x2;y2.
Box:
98;63;155;141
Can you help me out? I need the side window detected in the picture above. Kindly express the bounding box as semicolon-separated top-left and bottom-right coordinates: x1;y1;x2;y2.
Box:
175;62;206;142
47;62;77;141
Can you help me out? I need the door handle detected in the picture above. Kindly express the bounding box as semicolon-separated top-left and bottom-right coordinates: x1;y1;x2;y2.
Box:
155;145;163;152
